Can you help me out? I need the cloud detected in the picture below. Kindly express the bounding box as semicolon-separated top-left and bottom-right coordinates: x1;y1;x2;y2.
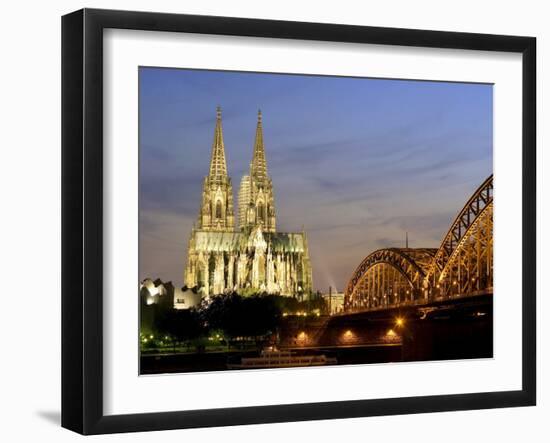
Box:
139;210;195;283
140;174;203;217
138;68;493;291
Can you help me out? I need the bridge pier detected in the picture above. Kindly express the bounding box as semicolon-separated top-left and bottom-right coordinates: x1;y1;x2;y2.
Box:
401;302;493;361
277;294;493;365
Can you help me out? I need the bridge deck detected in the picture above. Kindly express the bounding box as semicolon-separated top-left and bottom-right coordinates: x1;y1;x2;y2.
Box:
335;292;492;319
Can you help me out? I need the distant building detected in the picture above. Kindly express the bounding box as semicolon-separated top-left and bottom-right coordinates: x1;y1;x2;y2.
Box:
139;278;201;310
184;108;313;297
321;287;345;315
173;287;202;310
140;278;202;334
140;278;173;309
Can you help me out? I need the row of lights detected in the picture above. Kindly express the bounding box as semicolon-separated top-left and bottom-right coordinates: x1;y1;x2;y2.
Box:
354;276;483;303
207;334;224;341
141;333;155;343
283;311;321;317
141;334;171;344
294;316;406;346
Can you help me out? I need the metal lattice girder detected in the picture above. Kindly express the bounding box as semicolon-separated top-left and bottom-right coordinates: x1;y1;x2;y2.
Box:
435;203;493;298
344;248;437;310
438;202;493;281
427;175;493;282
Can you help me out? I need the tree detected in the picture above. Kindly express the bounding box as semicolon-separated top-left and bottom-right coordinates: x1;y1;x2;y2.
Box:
202;293;282;345
155;309;204;351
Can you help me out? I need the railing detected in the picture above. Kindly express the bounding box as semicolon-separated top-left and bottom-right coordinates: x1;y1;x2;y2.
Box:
338;289;493;316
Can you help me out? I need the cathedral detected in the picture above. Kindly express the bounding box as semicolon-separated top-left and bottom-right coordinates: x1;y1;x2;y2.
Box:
184;107;313;297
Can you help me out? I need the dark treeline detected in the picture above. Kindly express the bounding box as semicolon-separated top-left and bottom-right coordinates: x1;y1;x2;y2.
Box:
146;292;327;352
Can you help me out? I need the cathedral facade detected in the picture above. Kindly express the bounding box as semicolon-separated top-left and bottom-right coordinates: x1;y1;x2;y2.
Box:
184;108;313;297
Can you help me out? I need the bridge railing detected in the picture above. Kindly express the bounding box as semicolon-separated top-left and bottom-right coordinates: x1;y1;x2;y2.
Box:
339;289;493;316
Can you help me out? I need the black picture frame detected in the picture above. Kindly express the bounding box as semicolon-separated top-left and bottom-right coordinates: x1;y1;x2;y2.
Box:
61;8;536;435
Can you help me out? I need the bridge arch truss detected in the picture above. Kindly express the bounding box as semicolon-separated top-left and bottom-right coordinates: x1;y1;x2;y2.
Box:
344;176;493;313
344;248;436;311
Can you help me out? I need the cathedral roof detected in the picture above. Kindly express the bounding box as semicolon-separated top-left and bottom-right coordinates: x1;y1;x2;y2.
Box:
191;230;308;253
192;231;244;252
266;232;308;253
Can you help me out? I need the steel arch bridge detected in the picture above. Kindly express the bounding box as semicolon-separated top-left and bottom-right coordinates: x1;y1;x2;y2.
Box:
344;175;493;313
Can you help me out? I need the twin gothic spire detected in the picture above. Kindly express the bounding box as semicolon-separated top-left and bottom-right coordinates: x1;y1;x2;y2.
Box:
208;108;268;181
187;109;311;296
203;107;276;233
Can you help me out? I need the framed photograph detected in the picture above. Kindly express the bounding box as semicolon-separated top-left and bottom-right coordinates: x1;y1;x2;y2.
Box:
62;8;536;434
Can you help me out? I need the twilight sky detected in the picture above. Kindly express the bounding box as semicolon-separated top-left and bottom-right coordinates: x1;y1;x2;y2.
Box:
139;67;493;292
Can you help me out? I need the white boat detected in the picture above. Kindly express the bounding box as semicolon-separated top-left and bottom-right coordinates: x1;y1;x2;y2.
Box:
227;348;337;369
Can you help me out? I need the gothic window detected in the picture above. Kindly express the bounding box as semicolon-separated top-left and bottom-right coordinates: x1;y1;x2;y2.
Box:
248;204;255;224
215;200;222;220
257;203;265;224
258;255;266;285
197;267;205;287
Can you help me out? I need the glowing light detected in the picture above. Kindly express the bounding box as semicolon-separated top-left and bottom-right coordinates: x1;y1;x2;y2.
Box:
298;331;307;340
386;329;396;337
395;317;404;327
149;335;154;339
342;330;354;341
453;280;458;285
